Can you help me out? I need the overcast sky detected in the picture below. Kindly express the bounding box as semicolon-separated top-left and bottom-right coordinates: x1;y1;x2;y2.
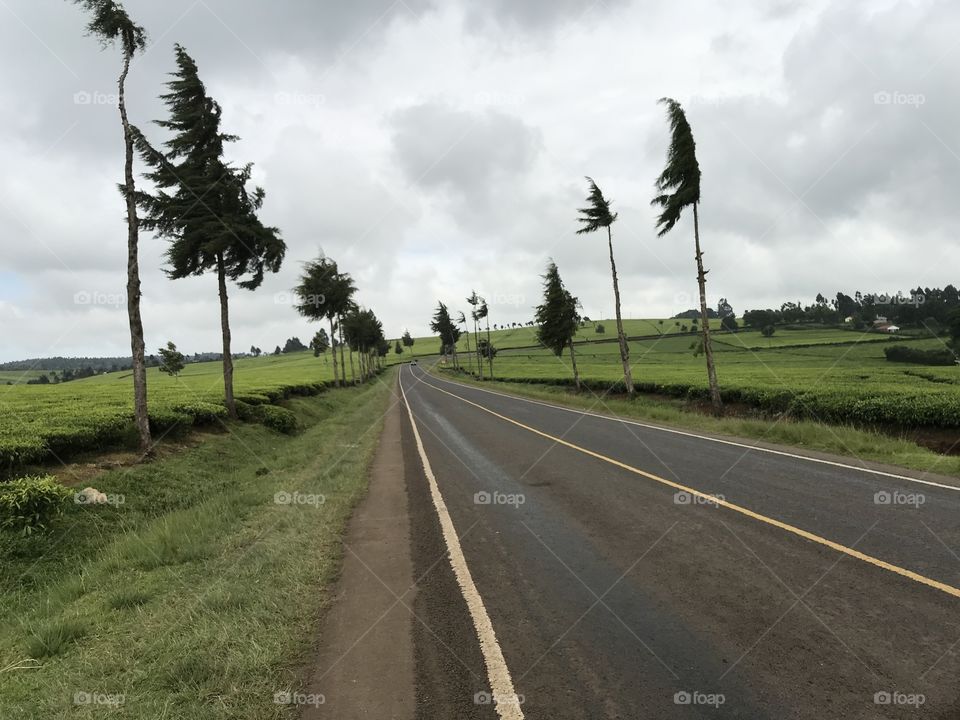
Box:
1;0;958;362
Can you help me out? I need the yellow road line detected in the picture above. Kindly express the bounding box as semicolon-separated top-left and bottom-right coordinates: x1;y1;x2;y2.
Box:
416;376;960;601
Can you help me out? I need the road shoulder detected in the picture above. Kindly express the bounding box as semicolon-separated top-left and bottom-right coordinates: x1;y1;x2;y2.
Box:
300;391;416;719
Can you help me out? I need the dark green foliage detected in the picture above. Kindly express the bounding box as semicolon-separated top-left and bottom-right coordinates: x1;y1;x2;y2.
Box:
761;325;776;338
170;401;228;425
311;329;330;356
157;341;185;376
0;475;73;536
430;302;461;353
721;315;739;332
282;337;308;353
133;45;285;289
595;323;605;334
256;405;298;434
575;177;617;234
535;262;580;356
652;97;700;236
394;340;403;355
72;0;146;56
884;345;956;366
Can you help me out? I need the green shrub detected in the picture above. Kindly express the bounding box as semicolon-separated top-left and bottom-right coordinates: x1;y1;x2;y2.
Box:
171;401;228;425
257;405;298;434
0;475;73;535
884;345;956;366
148;408;192;434
235;393;270;406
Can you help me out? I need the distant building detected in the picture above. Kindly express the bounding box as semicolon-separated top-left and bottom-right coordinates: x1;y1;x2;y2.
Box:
884;325;900;333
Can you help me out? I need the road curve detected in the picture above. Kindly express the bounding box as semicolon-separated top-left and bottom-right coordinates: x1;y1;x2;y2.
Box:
397;364;960;719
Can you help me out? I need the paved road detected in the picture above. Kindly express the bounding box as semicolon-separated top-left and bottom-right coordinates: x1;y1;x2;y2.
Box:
397;364;960;719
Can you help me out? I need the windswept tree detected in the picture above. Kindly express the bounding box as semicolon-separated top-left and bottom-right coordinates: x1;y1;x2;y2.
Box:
535;262;582;391
134;45;285;417
466;291;484;379
294;256;346;386
430;302;461;368
401;329;415;358
652;97;721;412
456;310;473;375
157;341;185;376
343;307;383;381
311;329;330;358
72;0;152;453
576;177;633;395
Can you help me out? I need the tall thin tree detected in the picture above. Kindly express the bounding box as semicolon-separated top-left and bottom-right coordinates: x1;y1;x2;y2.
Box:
73;0;152;453
466;291;483;379
576;177;633;395
134;45;285;417
456;311;473;375
652;97;722;412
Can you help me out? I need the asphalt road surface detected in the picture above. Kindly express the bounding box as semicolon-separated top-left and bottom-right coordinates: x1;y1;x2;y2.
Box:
393;363;960;719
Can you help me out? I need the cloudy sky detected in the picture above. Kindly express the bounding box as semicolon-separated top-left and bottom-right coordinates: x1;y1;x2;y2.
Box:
1;0;958;362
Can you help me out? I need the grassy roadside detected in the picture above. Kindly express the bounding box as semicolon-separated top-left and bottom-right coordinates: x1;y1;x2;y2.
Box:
0;370;396;719
432;367;960;479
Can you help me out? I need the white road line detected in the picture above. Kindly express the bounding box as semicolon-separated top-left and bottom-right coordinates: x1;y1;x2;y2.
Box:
421;371;960;493
399;368;524;720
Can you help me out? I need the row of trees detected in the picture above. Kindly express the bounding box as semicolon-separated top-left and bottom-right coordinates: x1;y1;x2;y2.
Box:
425;99;723;410
573;98;721;410
292;256;389;385
429;294;496;379
743;287;960;331
73;1;286;455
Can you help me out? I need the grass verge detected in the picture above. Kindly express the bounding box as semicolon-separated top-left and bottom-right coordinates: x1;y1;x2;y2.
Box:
433;367;960;479
0;370;396;719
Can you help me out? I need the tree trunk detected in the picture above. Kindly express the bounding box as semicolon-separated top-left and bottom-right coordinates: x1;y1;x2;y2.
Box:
349;347;356;384
475;320;484;380
118;46;152;454
216;254;237;418
485;316;493;379
607;226;634;395
568;338;581;392
694;203;722;413
329;318;340;387
338;318;347;386
464;330;473;375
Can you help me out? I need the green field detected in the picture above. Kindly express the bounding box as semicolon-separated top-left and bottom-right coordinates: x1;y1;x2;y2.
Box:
394;321;960;432
0;375;393;719
0;351;342;470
